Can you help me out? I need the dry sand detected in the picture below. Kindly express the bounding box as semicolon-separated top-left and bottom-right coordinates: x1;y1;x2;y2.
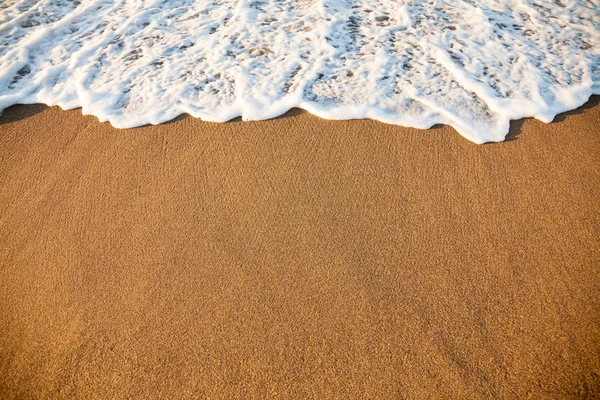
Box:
0;99;599;398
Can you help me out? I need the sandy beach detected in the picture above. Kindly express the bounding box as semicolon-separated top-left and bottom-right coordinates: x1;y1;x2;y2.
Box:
0;99;599;398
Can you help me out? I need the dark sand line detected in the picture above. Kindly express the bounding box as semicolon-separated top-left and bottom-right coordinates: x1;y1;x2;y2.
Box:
1;99;599;398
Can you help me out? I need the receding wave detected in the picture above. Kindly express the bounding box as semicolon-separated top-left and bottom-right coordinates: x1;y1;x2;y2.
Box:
0;0;598;143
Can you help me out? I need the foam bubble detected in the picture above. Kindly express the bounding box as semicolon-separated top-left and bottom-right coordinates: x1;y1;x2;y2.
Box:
0;0;598;143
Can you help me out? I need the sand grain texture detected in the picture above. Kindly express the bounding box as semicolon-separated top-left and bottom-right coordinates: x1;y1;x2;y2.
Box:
1;100;599;398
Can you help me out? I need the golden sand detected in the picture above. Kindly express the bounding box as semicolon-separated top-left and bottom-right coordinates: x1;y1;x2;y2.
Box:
1;99;599;398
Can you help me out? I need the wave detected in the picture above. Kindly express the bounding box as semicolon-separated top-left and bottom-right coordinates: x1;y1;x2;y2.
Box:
1;0;599;143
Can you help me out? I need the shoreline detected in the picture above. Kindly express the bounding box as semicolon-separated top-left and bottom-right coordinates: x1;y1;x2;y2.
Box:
2;94;599;143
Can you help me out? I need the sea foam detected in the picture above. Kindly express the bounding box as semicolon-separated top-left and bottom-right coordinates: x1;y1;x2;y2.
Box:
0;0;598;143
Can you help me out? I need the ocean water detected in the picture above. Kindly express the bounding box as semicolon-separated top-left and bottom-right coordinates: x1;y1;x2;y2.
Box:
0;0;598;143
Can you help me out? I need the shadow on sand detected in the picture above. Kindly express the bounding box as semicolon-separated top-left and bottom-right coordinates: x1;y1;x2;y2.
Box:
0;104;48;125
501;95;599;143
158;107;307;126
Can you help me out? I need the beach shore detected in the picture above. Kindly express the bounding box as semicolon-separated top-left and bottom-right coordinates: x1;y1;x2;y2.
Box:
1;99;599;398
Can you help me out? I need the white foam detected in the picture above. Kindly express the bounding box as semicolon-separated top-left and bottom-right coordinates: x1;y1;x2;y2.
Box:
0;0;598;143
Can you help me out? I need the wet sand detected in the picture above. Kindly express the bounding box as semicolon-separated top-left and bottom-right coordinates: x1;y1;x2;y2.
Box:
0;99;599;398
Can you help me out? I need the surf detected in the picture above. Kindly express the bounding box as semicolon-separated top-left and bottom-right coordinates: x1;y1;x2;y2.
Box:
0;0;598;143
